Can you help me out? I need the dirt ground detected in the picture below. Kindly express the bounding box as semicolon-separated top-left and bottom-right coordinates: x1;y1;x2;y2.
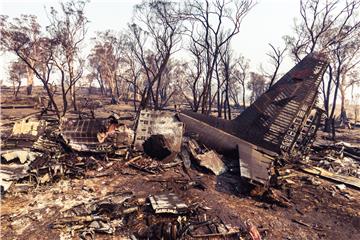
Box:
1;89;360;240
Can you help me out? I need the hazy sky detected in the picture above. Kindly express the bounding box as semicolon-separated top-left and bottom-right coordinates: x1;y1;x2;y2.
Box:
0;0;299;83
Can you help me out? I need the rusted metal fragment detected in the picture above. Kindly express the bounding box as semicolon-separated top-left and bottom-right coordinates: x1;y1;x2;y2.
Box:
135;110;184;153
237;142;274;184
149;193;188;214
187;139;226;175
0;164;30;194
1;150;39;164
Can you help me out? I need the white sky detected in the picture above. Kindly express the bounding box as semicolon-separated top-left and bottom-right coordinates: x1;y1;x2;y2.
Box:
0;0;300;83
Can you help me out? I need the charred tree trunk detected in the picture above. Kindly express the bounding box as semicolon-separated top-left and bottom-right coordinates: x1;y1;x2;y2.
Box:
339;84;347;125
216;64;222;118
60;70;68;117
132;76;138;112
16;51;60;119
324;118;332;132
323;65;333;133
72;85;78;111
328;56;342;140
116;77;120;98
14;81;21;99
225;81;231;120
26;65;34;95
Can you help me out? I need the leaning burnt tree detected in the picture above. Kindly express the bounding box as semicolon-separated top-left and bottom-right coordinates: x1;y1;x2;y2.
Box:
0;16;61;117
0;15;42;96
0;0;90;118
284;0;360;137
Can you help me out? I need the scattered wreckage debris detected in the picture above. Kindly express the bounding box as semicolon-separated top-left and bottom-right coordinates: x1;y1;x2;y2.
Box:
51;191;134;237
310;141;360;179
0;116;104;194
2;117;47;149
127;156;163;174
1;109;269;239
50;190;254;239
1;110;188;195
1;117;48;194
145;176;207;191
1;150;39;164
299;140;360;190
149;193;188;214
302;166;360;189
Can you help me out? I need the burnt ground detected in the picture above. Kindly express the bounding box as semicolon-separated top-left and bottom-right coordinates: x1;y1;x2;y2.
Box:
1;90;360;240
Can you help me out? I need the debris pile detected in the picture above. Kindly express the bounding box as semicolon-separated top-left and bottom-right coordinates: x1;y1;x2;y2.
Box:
0;110;267;239
50;190;259;239
309;142;360;179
